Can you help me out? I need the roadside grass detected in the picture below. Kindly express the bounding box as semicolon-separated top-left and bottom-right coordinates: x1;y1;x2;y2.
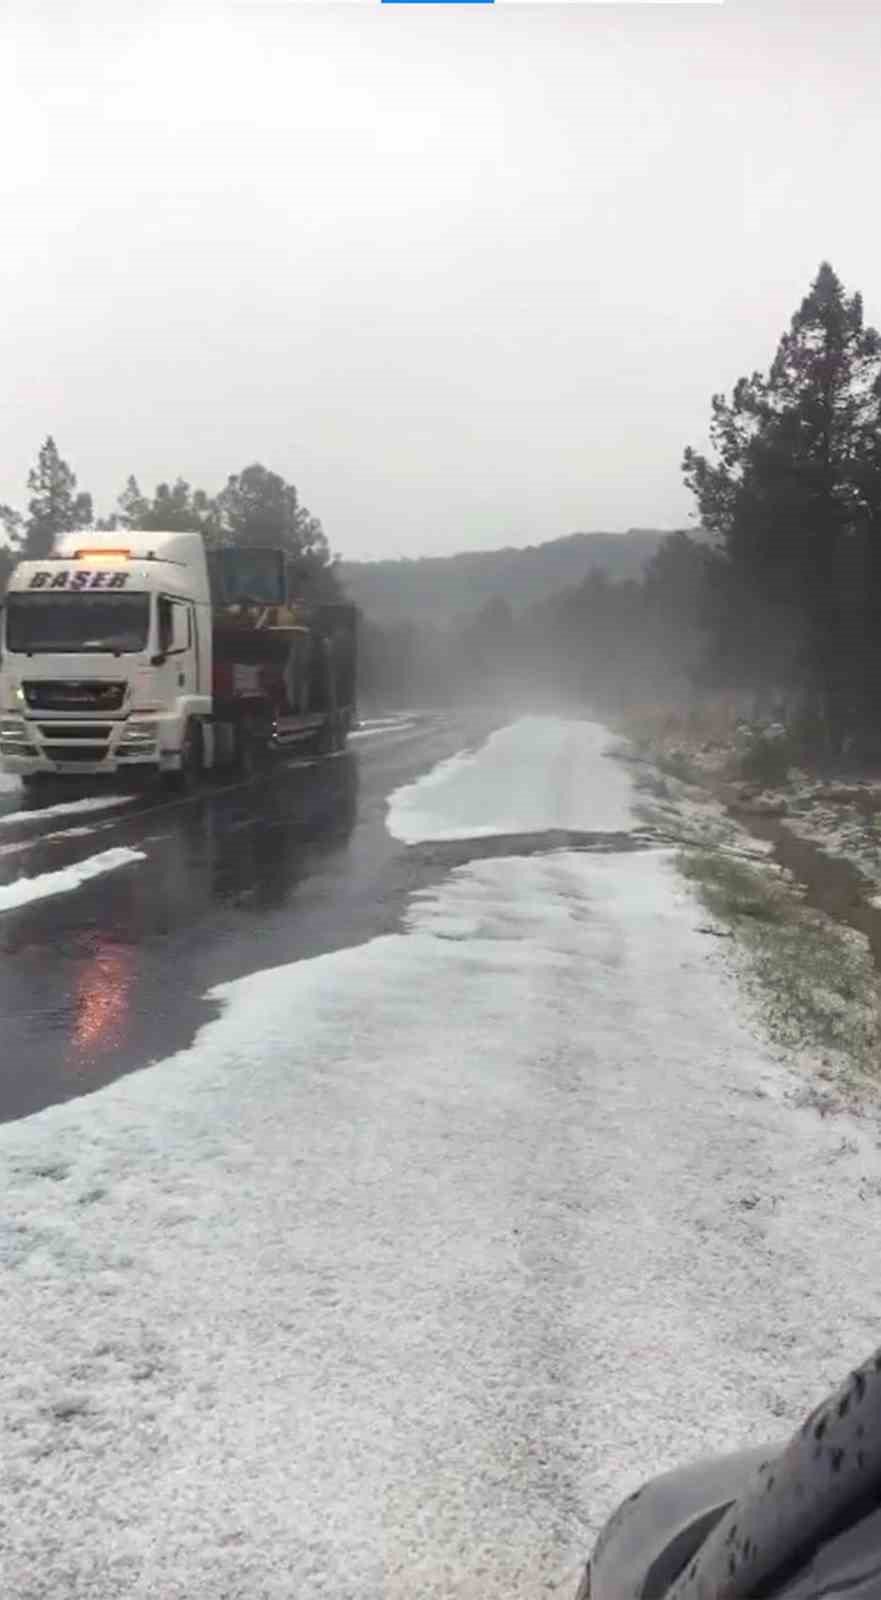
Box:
679;847;881;1091
611;703;881;1097
626;765;744;853
656;749;700;785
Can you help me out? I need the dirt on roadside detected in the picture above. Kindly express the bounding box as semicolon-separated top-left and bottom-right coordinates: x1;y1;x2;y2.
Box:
614;705;881;975
608;716;881;1098
694;767;881;977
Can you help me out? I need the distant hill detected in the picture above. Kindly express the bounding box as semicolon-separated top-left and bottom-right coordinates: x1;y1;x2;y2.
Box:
339;529;674;626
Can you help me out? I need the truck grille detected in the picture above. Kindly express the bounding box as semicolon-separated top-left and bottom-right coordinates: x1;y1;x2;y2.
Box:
45;746;109;763
23;681;127;713
37;724;113;741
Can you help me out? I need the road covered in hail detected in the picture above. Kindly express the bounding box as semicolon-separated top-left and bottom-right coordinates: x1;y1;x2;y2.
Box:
2;716;881;1599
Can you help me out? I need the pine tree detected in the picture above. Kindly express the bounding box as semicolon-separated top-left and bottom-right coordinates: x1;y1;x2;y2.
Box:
215;463;336;597
20;436;93;559
0;540;13;595
112;475;219;536
115;475;151;529
683;263;881;746
0;502;22;551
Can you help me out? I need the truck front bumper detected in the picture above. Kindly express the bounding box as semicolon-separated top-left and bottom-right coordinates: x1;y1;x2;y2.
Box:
0;715;183;777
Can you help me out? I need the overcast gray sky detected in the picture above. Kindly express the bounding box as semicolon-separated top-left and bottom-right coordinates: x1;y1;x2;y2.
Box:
1;0;880;560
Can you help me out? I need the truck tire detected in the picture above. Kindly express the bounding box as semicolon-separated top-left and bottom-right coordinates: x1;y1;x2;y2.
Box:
164;719;203;794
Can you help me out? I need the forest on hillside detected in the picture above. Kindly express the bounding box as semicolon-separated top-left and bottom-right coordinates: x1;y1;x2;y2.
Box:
361;261;881;763
4;262;881;763
339;529;668;626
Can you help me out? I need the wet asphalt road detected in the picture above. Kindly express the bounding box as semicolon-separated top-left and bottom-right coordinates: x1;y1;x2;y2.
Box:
0;710;504;1126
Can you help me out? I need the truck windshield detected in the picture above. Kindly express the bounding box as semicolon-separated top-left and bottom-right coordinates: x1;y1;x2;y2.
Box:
4;592;151;654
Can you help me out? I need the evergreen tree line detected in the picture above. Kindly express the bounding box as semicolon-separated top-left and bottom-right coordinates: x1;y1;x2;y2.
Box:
356;535;703;715
5;262;881;754
0;449;339;601
362;262;881;759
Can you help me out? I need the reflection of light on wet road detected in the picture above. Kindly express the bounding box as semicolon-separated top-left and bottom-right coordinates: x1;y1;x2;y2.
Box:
73;941;136;1058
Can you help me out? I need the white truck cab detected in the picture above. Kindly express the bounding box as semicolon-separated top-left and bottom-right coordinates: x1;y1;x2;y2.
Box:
0;529;213;783
0;528;356;787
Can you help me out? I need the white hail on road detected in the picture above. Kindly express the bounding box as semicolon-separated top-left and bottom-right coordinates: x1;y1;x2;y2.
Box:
1;716;879;1598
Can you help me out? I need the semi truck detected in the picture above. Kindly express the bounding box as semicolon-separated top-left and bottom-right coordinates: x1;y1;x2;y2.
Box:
0;528;356;789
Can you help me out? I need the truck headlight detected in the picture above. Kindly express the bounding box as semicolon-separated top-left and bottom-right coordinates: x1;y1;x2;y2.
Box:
0;717;27;740
120;719;158;745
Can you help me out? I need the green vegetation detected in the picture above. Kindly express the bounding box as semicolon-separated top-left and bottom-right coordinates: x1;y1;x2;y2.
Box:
0;448;338;602
340;529;668;627
737;733;793;788
354;261;881;739
657;748;699;785
5;263;881;735
680;847;881;1083
684;262;881;758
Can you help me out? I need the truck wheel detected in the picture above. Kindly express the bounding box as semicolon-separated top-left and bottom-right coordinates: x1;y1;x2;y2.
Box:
164;719;202;793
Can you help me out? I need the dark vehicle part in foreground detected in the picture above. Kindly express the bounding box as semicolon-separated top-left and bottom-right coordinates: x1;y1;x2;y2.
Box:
580;1340;881;1599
